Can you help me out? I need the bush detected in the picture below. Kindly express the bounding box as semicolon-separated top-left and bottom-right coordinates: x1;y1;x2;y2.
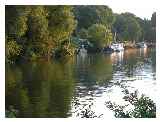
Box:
105;90;156;118
88;24;113;51
6;39;22;63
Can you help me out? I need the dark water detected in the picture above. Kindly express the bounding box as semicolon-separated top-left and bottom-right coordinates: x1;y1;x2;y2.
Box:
6;48;156;118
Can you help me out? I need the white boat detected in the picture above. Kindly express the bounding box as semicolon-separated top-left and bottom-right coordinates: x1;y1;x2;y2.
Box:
137;42;147;48
110;32;124;52
141;42;147;48
79;45;87;56
110;43;124;52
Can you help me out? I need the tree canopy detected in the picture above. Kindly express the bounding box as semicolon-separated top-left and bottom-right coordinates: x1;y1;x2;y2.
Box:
74;5;115;30
113;13;142;42
5;5;156;63
88;24;113;49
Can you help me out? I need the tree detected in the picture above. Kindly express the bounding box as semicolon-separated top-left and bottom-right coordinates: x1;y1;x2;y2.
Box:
113;13;142;42
47;6;77;47
88;24;113;50
74;6;115;30
6;38;22;63
78;28;89;39
151;12;156;28
151;12;156;41
5;6;29;38
26;6;51;58
46;6;77;58
106;90;156;118
74;6;98;30
124;16;142;41
113;14;127;41
95;6;115;28
5;6;30;62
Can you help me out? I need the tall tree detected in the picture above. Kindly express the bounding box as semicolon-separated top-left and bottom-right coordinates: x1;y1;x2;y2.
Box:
5;6;30;62
46;6;77;47
113;13;142;42
5;6;29;39
46;6;77;58
74;6;115;30
151;12;156;28
96;6;115;28
88;24;113;50
27;6;50;58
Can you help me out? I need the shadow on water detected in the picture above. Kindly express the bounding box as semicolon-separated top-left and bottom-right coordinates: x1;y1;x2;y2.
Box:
6;59;75;117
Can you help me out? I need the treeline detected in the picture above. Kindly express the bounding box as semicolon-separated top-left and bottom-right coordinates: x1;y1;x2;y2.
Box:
6;6;77;63
5;5;156;63
113;12;156;42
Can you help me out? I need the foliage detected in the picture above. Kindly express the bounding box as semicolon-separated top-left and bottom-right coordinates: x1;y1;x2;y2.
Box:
106;90;156;118
6;38;22;63
95;6;115;27
5;5;77;61
6;106;18;118
74;5;115;30
79;104;103;118
5;5;156;62
78;28;89;39
113;13;142;42
88;24;113;50
72;102;103;118
5;6;29;38
74;6;99;30
27;6;50;57
46;6;77;59
47;6;77;46
138;18;156;42
151;12;156;28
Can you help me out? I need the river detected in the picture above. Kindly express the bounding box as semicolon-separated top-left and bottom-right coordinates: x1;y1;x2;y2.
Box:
6;48;156;118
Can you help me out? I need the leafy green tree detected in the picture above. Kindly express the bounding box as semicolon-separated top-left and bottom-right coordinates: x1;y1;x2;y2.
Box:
74;6;98;30
88;24;113;50
95;6;115;28
151;12;156;41
47;6;77;47
141;19;156;42
78;28;89;39
113;14;127;41
151;12;156;28
113;13;142;42
106;90;156;118
6;38;22;63
45;6;77;58
5;6;29;38
124;16;142;41
27;6;50;58
5;6;30;62
74;6;115;30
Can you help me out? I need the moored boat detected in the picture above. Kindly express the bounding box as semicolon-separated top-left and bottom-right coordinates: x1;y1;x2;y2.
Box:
136;42;147;48
110;43;124;52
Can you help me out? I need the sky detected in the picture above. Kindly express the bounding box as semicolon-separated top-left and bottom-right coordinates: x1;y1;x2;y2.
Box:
106;0;157;19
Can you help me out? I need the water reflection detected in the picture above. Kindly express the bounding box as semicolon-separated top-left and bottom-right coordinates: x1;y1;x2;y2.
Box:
110;51;124;64
6;48;156;118
6;60;75;117
71;48;156;118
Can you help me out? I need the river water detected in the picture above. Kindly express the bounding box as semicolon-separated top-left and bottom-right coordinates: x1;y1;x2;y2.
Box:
6;48;156;118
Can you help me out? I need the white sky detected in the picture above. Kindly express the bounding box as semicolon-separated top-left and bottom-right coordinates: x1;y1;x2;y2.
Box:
106;0;158;19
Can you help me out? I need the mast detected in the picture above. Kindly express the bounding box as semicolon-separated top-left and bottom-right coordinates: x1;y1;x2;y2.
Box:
114;31;117;43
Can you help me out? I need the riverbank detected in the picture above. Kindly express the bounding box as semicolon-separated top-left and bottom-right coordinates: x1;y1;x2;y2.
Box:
124;42;156;49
